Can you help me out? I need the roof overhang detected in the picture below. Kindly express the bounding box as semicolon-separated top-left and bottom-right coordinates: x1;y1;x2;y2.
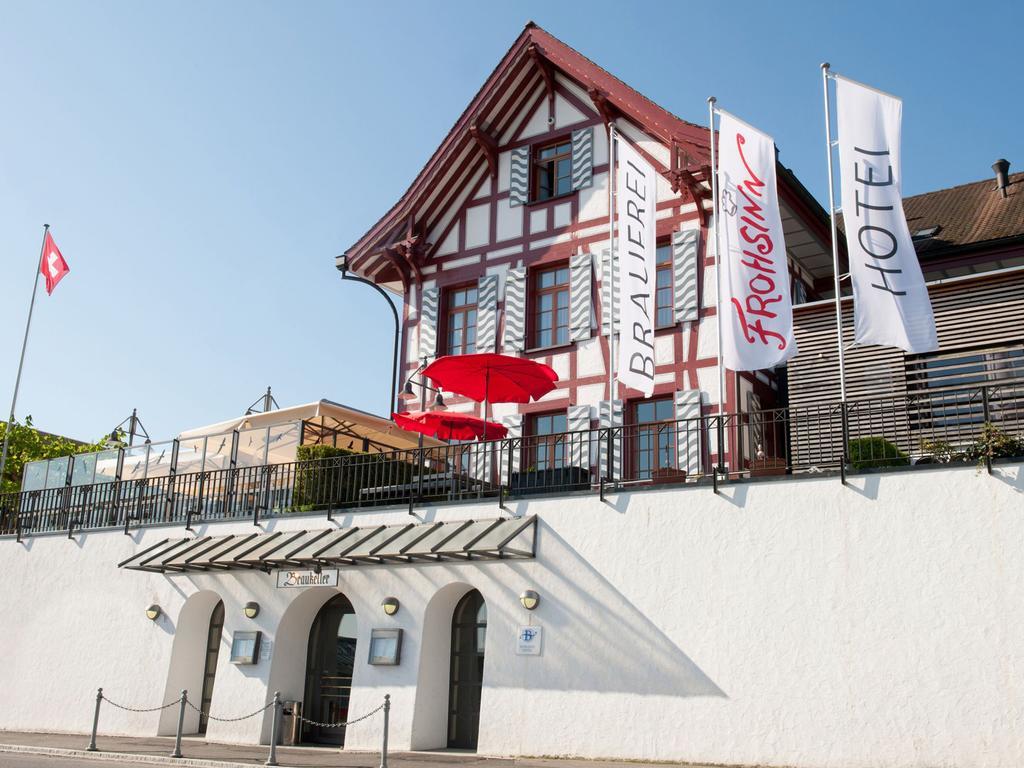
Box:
118;516;537;573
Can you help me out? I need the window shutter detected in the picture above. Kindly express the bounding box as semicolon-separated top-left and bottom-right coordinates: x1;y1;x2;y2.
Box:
567;404;591;469
674;389;702;477
569;252;592;342
600;248;619;336
598;400;623;480
571;127;594;191
503;267;527;352
501;413;523;477
419;287;439;358
476;275;499;352
509;146;529;206
673;228;700;323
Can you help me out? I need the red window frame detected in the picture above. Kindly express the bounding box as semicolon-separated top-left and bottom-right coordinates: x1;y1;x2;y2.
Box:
443;284;479;356
532;138;573;202
530;264;571;349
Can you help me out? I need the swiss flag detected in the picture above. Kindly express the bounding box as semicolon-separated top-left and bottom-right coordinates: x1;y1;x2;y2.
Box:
39;231;70;295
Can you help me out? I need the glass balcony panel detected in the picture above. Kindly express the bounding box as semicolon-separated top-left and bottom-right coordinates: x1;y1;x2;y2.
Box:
22;459;48;491
267;423;300;465
176;438;206;476
236;427;270;468
45;456;70;488
71;452;97;486
145;441;175;479
203;433;233;472
122;445;150;481
93;449;121;483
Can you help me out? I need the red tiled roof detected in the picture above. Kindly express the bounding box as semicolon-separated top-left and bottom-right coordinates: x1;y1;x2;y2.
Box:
902;170;1024;255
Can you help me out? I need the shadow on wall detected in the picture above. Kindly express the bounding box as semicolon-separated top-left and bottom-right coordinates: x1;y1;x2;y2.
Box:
409;581;474;750
260;586;351;744
158;589;222;736
489;521;726;698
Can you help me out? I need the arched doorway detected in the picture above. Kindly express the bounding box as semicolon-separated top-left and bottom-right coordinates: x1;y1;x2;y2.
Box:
447;589;486;749
197;600;224;735
303;594;358;745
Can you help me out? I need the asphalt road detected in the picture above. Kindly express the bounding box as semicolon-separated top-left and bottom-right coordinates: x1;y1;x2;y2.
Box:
0;757;142;768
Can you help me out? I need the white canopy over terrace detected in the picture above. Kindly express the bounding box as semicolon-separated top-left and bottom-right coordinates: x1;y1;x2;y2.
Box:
178;399;443;452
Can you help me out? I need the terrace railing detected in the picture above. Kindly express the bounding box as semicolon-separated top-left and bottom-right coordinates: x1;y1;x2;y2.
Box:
2;383;1021;539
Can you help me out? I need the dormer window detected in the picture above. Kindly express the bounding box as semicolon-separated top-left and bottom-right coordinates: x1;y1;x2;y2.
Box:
532;139;572;202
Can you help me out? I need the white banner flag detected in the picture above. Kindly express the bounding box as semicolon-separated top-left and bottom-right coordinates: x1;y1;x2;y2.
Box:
616;136;657;397
835;75;937;353
717;110;797;371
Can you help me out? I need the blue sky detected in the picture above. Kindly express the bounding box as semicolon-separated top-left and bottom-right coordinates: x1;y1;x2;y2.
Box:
2;0;1021;441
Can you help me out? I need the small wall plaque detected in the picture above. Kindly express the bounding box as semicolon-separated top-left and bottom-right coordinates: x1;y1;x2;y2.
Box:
230;631;262;665
368;628;403;666
516;625;542;656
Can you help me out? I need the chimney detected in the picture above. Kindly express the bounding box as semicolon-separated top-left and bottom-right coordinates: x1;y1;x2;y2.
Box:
993;158;1010;198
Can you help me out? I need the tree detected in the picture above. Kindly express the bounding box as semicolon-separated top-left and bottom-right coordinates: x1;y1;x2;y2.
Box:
0;417;109;494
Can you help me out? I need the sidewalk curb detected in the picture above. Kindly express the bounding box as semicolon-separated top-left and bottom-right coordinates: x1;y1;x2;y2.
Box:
0;743;262;768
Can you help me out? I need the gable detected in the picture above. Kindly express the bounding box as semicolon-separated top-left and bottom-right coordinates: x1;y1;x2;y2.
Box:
346;23;713;291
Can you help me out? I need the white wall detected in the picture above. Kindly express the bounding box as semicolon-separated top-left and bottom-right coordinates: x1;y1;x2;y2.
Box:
1;462;1022;768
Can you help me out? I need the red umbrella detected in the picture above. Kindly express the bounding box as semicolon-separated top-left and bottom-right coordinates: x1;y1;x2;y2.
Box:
422;353;559;441
422;353;558;404
392;410;508;441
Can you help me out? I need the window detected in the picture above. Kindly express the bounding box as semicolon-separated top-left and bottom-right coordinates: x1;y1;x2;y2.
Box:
905;341;1024;430
655;244;673;328
528;412;568;471
446;285;478;356
533;265;570;348
634;398;676;480
532;139;572;202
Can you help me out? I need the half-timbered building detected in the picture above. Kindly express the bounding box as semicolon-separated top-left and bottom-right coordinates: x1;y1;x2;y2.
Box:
343;22;833;478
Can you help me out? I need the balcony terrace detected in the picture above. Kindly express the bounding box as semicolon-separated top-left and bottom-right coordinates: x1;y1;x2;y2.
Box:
1;384;1021;541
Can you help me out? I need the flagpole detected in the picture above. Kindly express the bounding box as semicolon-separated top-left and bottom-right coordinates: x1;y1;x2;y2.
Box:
606;121;616;429
822;63;849;483
0;224;50;488
707;97;725;477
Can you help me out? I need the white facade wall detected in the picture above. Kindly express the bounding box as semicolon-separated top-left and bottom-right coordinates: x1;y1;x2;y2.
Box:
1;463;1022;768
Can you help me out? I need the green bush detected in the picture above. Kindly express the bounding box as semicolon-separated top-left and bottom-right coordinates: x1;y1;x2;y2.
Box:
847;437;910;471
963;423;1024;465
292;444;416;511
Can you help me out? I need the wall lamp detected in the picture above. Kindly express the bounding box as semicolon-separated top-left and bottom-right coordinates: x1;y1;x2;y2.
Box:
244;602;260;619
146;604;162;621
519;590;540;611
381;597;400;616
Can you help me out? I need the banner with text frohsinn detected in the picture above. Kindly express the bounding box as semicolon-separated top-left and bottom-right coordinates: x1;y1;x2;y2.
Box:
616;136;657;397
835;75;937;353
717;110;797;370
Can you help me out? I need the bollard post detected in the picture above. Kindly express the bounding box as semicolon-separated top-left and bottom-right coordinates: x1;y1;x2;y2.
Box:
86;688;103;751
170;690;187;758
265;691;281;767
379;694;390;768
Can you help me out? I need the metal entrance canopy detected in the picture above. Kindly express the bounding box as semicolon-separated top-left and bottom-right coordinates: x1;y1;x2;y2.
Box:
118;516;537;573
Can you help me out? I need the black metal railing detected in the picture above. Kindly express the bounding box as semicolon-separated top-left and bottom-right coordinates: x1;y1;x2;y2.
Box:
2;383;1022;539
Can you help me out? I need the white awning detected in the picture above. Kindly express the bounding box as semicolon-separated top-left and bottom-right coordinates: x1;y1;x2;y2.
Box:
177;399;444;452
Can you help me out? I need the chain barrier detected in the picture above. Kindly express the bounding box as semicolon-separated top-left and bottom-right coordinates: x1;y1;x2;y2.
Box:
295;702;385;729
185;697;276;723
102;694;182;713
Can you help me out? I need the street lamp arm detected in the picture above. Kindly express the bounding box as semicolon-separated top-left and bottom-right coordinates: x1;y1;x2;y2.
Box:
336;258;400;415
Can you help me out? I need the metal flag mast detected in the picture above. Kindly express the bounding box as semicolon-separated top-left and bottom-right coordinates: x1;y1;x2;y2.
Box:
707;98;726;479
0;224;50;486
606;121;617;430
821;63;850;484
